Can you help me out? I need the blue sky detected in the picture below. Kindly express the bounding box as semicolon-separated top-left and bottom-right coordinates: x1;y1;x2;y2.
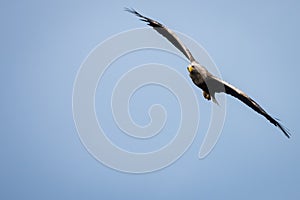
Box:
1;0;300;199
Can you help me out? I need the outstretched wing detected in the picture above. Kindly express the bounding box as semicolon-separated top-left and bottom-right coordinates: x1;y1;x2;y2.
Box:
125;8;195;63
207;76;290;138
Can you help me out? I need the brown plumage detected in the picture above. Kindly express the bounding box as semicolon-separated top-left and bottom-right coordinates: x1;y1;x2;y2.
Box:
126;8;290;138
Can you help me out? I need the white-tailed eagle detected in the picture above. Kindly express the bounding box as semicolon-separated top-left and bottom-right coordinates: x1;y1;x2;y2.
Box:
126;8;290;138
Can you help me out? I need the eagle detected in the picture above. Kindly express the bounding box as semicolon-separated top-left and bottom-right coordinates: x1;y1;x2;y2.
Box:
125;8;290;138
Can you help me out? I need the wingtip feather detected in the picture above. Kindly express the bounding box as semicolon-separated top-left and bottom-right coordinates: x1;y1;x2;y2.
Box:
276;122;291;139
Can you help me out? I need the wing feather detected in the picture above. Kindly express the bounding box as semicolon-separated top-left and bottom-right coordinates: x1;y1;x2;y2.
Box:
125;8;195;62
207;76;290;138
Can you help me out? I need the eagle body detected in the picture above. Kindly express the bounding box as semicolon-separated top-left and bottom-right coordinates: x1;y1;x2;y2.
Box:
126;8;290;138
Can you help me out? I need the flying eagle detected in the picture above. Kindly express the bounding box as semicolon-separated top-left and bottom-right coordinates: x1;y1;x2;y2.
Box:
125;8;290;138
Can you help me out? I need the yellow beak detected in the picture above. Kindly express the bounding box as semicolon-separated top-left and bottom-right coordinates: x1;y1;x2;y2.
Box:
188;65;193;73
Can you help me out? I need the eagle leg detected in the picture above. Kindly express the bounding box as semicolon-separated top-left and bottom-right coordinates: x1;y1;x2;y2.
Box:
203;91;211;101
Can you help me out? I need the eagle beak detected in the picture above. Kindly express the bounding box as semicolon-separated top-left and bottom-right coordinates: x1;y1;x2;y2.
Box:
188;65;193;73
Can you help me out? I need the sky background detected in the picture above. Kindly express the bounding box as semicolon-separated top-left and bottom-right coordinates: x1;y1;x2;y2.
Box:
1;0;300;199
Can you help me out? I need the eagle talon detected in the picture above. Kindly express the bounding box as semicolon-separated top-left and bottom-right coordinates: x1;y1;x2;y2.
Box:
203;91;211;100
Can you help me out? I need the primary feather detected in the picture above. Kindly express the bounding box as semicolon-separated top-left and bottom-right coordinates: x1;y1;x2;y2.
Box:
125;8;195;62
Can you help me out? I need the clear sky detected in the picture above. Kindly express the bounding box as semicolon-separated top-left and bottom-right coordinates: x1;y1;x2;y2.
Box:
1;0;300;199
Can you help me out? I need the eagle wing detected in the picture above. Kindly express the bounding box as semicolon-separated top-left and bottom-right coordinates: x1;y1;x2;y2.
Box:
206;76;290;138
125;8;196;63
